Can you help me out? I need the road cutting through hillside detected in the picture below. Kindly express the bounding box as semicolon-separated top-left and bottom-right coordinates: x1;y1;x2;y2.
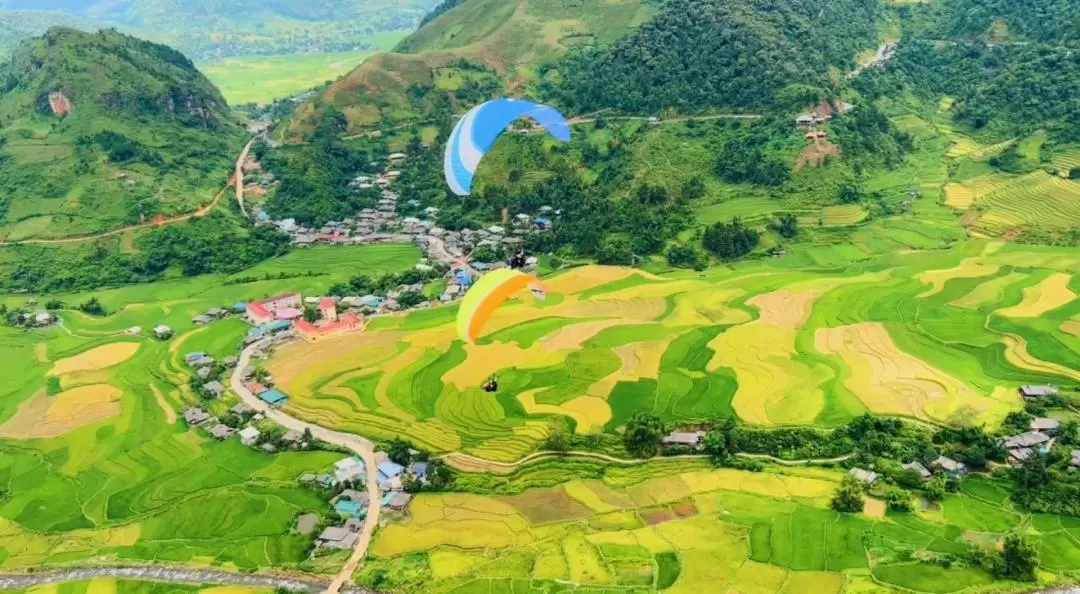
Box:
1;138;253;246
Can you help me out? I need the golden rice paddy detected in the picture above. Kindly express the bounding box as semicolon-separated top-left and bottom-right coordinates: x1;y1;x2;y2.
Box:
815;323;1009;423
997;273;1076;318
708;290;831;425
916;259;1000;298
0;385;122;439
49;342;139;375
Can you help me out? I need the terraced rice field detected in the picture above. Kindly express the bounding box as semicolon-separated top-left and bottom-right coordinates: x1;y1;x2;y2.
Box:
1052;146;1080;175
971;172;1080;235
361;458;1080;593
818;205;868;226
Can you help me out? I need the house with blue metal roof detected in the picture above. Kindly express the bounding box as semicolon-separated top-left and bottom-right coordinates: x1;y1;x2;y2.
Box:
335;499;364;518
233;301;247;313
258;388;288;407
377;461;404;481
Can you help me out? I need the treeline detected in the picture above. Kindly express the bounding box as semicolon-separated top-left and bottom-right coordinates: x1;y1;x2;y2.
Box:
542;0;879;114
0;214;290;292
856;41;1080;142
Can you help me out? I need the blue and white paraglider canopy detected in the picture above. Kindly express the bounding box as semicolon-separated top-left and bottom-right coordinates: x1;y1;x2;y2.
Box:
443;98;571;196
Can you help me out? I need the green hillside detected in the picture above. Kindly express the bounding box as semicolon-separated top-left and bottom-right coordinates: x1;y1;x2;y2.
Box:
282;0;657;138
0;27;244;241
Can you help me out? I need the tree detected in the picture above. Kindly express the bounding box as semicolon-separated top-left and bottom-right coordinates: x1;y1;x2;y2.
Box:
543;424;571;453
302;306;318;323
1001;410;1034;435
597;234;635;266
426;459;454;489
397;291;427;309
387;438;413;466
838;184;861;204
79;297;107;316
996;534;1038;582
681;176;706;201
831;474;865;513
1058;419;1079;446
666;244;707;270
884;486;913;512
776;214;798;238
703;218;759;260
703;429;730;464
623;412;665;458
924;474;947;503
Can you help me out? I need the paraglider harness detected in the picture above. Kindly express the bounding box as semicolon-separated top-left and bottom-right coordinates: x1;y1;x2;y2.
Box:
483;375;499;393
509;250;527;270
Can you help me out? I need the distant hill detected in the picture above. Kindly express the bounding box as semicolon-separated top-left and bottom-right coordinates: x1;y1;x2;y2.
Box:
283;0;657;138
0;27;243;240
0;0;441;61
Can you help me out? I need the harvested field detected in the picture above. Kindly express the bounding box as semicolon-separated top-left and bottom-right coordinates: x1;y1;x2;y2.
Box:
50;343;139;375
997;273;1075;318
815;323;1009;423
499;487;594;524
863;498;887;518
641;508;675;525
916;259;1000;298
749;290;820;329
0;385;122;439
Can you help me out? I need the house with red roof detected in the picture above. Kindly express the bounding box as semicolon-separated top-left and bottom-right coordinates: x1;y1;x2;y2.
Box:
246;293;302;325
295;312;364;343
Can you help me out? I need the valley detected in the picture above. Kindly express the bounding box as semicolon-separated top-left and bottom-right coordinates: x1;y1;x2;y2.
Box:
2;0;1080;592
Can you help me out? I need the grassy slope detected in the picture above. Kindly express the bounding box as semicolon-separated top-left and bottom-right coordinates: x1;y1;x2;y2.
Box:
283;0;655;138
0;28;244;240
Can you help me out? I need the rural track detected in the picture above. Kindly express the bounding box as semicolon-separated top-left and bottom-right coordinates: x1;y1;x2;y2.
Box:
230;339;380;594
0;565;375;593
235;138;256;218
0;138;253;247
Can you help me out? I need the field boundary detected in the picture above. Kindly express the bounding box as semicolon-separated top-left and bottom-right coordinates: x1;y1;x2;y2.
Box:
440;450;854;472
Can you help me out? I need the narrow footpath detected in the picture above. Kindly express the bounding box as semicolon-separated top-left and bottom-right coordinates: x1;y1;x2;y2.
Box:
230;340;380;594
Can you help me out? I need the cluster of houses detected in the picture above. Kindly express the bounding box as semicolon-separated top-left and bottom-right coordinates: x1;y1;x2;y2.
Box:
848;455;969;489
1004;384;1080;467
182;399;308;453
299;453;425;550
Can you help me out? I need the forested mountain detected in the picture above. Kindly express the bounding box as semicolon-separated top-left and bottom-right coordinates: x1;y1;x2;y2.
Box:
544;0;879;114
0;0;441;60
909;0;1080;45
0;27;243;240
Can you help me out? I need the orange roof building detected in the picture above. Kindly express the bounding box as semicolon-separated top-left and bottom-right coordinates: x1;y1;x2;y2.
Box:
295;312;364;343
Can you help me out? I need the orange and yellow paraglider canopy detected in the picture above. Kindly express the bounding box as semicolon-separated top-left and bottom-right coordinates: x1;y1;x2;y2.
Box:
456;268;544;344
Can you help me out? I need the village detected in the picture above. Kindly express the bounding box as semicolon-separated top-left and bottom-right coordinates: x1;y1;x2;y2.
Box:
238;149;554;298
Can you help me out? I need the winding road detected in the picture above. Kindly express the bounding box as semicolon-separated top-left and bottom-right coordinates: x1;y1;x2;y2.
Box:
229;339;380;594
1;138;252;247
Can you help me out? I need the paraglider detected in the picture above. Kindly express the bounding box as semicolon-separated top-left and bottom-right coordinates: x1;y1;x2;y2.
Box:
444;98;571;196
456;267;545;344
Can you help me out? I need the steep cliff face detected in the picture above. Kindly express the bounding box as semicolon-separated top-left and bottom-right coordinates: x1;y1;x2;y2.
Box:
1;27;234;129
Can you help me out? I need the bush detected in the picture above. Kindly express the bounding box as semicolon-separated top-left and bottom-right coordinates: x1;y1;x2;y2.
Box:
884;486;913;512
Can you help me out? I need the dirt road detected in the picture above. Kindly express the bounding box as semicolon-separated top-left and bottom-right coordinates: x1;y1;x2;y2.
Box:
230;340;379;594
1;137;252;247
235;138;255;217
